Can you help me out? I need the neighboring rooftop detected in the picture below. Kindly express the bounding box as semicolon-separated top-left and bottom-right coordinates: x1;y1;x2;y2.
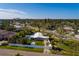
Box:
0;29;16;40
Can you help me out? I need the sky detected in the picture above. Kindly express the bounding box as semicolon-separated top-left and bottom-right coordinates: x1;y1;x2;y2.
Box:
0;3;79;19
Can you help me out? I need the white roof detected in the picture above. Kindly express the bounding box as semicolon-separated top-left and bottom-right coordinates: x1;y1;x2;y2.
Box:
75;35;79;39
34;32;43;37
77;30;79;32
30;32;49;39
64;26;74;30
14;25;22;28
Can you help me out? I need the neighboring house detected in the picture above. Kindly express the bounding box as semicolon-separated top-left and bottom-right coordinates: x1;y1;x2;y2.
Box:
75;35;79;39
0;29;16;41
63;26;74;34
14;22;25;30
63;26;74;31
14;25;22;29
77;30;79;34
13;22;24;31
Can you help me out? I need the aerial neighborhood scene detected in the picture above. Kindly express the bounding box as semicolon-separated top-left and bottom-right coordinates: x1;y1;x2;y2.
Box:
0;3;79;56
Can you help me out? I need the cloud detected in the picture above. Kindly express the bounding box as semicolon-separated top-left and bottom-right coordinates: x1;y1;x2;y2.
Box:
0;9;28;19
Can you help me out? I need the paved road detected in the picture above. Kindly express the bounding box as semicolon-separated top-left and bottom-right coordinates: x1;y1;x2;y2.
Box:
0;48;55;56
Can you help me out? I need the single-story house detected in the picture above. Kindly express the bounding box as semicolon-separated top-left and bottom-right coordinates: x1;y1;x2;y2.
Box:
0;29;16;40
27;32;49;40
75;35;79;39
63;26;74;31
63;26;74;34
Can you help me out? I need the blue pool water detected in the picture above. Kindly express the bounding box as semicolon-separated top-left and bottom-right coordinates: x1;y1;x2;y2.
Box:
9;43;44;48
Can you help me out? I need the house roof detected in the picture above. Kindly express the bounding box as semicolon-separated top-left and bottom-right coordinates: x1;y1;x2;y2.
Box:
29;32;49;39
75;35;79;39
0;29;16;40
63;26;74;30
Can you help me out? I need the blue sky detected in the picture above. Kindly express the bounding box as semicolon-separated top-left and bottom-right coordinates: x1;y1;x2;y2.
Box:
0;3;79;19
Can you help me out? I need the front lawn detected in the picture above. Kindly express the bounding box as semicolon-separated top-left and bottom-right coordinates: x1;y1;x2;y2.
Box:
35;41;44;46
0;46;43;53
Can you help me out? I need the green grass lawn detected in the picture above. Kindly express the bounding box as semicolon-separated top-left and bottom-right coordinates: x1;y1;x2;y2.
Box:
35;41;44;46
52;43;79;56
0;46;43;53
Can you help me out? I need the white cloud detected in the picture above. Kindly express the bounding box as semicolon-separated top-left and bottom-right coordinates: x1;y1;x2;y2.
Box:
0;9;28;19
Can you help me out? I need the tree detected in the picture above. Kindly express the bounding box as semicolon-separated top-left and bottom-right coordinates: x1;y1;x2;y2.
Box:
15;53;22;56
1;20;10;30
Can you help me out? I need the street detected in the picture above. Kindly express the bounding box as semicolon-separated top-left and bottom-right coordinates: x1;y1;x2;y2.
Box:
0;48;55;56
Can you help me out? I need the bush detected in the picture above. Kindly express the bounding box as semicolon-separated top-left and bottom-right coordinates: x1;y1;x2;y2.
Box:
15;53;22;56
1;43;8;46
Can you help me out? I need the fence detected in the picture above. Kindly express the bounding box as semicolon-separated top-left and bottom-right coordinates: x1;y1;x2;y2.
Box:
9;43;44;48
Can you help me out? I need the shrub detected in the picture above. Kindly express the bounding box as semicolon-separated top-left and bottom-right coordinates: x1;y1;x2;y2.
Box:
15;53;22;56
